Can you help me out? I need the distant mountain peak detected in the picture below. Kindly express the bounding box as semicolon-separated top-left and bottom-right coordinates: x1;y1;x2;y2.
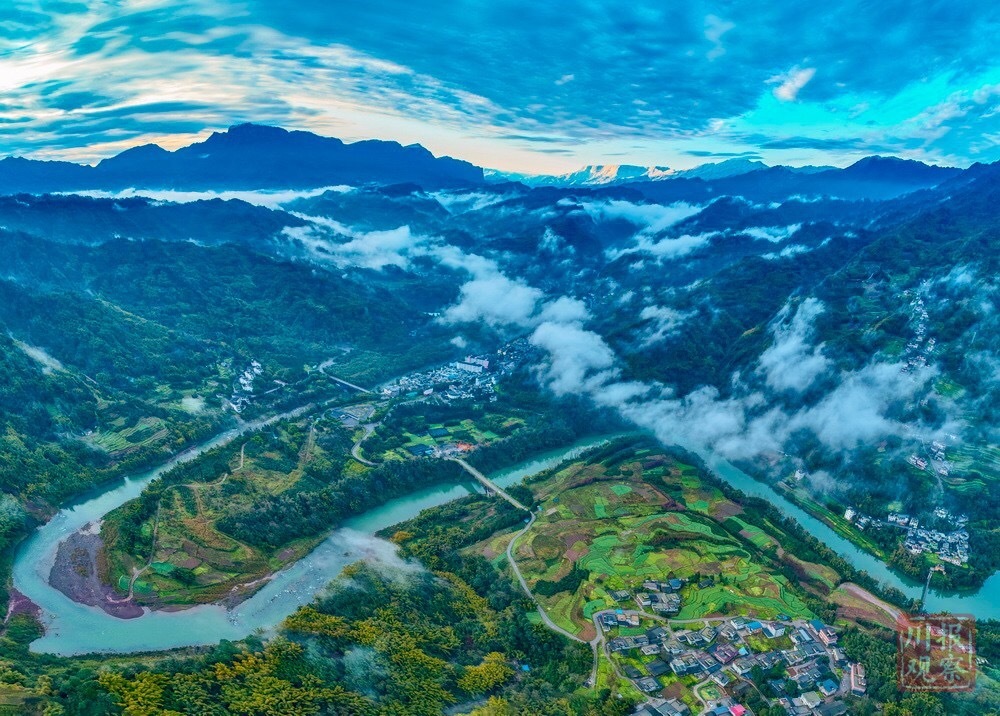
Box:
676;158;768;181
0;124;483;192
492;164;674;187
840;155;960;182
568;164;674;184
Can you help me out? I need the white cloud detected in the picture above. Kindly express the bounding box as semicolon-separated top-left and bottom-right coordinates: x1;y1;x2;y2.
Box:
578;199;702;235
704;15;735;61
770;67;816;102
443;274;544;327
639;305;690;344
529;321;618;395
741;224;801;243
284;220;435;270
758;298;831;392
64;186;349;209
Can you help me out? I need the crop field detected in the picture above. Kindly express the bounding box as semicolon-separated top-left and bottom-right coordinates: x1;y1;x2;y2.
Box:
103;417;344;606
391;415;506;459
512;441;818;636
87;416;170;454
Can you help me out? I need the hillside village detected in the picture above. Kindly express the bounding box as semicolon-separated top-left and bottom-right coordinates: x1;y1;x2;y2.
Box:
843;506;970;566
598;583;863;716
379;339;532;403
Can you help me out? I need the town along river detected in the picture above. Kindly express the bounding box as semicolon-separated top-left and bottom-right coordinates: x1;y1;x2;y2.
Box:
13;433;999;656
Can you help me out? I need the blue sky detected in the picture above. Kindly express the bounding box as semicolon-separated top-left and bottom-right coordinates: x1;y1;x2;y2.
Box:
2;0;998;172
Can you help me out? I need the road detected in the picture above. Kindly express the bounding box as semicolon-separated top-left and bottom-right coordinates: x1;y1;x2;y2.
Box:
450;458;529;511
839;581;905;623
503;511;603;685
350;423;379;466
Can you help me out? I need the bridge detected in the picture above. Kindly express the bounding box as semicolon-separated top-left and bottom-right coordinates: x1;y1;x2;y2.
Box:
448;458;529;512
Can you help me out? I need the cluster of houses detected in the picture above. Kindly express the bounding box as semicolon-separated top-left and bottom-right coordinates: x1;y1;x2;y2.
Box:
903;524;969;566
844;507;970;565
379;340;531;404
228;359;264;413
379;354;499;402
630;578;685;614
611;614;862;716
899;289;933;375
907;439;953;478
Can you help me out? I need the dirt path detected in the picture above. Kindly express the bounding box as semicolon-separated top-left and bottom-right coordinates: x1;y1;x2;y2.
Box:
839;582;905;623
503;512;610;688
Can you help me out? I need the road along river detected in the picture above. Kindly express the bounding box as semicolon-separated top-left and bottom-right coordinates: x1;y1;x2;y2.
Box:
12;431;998;656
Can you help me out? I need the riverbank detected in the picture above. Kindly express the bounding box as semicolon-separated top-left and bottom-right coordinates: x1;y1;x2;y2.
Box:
48;524;143;619
773;477;986;591
4;588;40;622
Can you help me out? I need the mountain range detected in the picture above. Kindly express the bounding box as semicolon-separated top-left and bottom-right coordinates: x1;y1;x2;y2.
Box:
0;124;966;202
0;124;484;193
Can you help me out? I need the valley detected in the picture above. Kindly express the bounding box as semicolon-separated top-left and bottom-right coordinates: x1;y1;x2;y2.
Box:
0;126;998;716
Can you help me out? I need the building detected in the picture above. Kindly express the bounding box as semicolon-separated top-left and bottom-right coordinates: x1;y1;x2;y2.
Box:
636;677;661;693
819;678;839;696
817;626;839;647
850;663;867;696
712;643;739;664
654;699;690;716
762;622;786;638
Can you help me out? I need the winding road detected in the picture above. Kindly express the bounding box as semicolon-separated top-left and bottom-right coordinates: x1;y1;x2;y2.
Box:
351;424;379;467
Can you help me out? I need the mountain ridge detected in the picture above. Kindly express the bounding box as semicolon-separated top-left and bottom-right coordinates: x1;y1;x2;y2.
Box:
0;124;484;192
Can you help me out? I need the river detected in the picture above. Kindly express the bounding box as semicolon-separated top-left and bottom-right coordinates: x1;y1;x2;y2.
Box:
12;432;998;656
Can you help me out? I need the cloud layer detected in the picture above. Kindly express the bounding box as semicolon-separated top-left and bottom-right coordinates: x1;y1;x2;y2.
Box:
2;0;999;169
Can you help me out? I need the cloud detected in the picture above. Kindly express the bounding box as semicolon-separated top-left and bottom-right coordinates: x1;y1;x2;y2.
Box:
758;298;831;392
537;296;590;323
284;219;439;270
442;274;544;327
529;320;618;395
740;224;801;242
786;362;938;450
639;305;691;344
770;67;816;102
577;199;702;235
66;185;349;209
575;199;715;261
610;232;716;261
762;243;812;259
704;15;735;60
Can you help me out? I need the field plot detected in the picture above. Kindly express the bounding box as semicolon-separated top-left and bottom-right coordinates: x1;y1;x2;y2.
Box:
511;440;818;637
102;416;354;607
87;416;171;455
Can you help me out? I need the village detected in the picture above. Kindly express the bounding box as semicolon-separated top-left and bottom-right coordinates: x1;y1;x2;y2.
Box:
843;506;969;566
598;582;862;716
899;287;933;375
378;339;532;403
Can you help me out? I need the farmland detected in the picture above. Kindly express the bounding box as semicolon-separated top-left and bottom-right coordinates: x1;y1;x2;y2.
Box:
100;415;356;607
503;440;832;639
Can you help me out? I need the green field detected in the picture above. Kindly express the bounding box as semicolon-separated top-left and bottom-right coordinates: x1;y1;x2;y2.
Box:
511;442;819;638
102;415;355;607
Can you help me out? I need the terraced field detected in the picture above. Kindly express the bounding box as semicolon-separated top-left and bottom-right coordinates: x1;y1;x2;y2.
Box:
101;416;353;607
509;440;820;637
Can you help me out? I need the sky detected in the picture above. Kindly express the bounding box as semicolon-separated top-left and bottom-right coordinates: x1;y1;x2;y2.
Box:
2;0;999;173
